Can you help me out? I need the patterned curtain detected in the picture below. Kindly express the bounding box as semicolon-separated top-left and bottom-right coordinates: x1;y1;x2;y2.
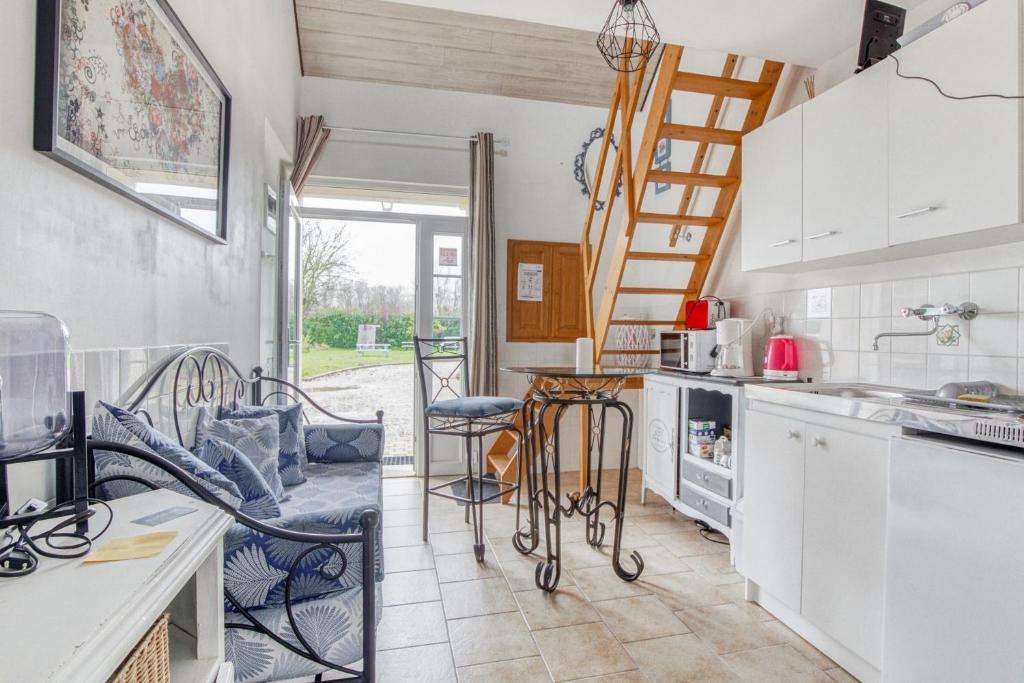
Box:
468;133;498;396
291;115;331;195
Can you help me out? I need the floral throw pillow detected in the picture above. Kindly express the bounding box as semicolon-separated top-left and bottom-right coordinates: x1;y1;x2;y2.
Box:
196;439;281;520
194;408;284;499
92;401;242;508
220;404;307;486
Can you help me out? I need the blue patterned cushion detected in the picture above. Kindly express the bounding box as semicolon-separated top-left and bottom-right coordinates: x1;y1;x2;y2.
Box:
225;587;382;683
92;401;242;508
196;439;281;520
221;404;307;487
425;396;523;418
195;408;284;500
224;461;383;612
303;424;384;464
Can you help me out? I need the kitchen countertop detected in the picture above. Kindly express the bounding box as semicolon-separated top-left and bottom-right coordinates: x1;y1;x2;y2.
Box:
653;370;775;386
745;382;1024;445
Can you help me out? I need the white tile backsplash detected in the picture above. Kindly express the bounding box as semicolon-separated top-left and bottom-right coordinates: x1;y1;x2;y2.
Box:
726;266;1024;391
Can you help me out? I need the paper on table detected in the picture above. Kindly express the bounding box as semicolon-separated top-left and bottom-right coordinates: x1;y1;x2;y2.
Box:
83;531;178;563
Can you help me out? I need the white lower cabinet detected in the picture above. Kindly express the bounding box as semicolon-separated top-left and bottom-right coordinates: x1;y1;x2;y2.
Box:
742;410;805;612
743;405;893;679
642;380;679;500
801;424;888;669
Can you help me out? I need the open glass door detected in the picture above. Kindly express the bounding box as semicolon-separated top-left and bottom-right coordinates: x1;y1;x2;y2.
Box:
415;216;469;476
277;180;303;385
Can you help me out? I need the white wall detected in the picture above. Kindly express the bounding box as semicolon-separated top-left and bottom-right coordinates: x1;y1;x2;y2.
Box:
0;0;301;502
704;0;1024;391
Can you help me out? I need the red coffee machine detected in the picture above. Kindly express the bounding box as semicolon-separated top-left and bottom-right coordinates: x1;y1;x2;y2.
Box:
764;335;799;381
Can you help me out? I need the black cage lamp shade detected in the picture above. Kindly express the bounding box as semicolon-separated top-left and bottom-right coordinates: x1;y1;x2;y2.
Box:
597;0;662;72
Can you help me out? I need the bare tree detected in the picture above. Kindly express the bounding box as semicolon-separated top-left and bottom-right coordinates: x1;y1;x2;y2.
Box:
301;219;352;317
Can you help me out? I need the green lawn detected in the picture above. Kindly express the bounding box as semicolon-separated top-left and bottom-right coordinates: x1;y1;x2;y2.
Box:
302;347;415;379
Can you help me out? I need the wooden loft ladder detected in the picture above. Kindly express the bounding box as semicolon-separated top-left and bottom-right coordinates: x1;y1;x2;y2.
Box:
485;45;784;500
586;45;784;357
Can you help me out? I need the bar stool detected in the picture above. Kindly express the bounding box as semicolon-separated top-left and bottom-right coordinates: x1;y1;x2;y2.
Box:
414;336;523;562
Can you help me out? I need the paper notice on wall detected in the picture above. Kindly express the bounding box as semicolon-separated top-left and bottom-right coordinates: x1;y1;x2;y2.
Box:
517;263;543;301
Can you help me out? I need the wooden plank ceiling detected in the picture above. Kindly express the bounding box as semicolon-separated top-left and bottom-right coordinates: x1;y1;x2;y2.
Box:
294;0;623;107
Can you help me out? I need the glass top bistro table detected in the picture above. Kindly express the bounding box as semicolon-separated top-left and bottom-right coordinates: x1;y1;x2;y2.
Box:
502;365;657;592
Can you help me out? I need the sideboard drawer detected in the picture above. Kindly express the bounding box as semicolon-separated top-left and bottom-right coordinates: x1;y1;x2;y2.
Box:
682;462;732;499
680;483;731;527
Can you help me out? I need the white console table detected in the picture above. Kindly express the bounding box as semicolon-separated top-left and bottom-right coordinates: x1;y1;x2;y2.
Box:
0;489;234;683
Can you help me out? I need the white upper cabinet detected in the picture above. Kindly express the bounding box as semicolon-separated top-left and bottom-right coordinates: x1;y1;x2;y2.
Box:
803;59;890;261
889;0;1021;245
742;105;802;271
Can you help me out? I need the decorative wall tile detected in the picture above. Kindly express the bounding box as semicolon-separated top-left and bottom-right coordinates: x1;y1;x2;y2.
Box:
930;322;969;356
970;268;1019;314
860;282;892;318
969;356;1018;394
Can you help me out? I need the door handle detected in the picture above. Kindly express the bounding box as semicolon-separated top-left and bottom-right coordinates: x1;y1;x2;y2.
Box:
769;239;796;248
786;429;800;440
807;231;838;240
896;206;939;219
812;436;826;448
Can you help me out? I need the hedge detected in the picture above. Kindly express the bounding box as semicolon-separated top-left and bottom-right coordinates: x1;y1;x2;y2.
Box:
304;310;462;348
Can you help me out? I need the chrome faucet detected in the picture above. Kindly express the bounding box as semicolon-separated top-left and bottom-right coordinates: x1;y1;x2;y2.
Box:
872;301;979;351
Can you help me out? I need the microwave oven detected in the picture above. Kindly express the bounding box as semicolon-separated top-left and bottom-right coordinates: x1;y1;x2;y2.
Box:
660;330;717;374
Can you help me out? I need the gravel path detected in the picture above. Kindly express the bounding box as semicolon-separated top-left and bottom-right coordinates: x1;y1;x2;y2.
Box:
304;364;414;458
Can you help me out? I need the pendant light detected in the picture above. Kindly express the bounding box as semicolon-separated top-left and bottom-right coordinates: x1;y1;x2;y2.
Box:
597;0;661;72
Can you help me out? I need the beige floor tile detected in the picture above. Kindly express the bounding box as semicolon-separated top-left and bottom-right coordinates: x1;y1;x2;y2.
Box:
627;544;692;576
719;582;777;622
560;541;615;570
383;524;430;549
487;536;545;562
624;633;740;683
532;622;638;682
652;529;732;558
383;477;423;494
431;530;478;556
630;512;694;535
565;671;646;682
448;612;538;667
825;666;861;682
429;509;475;533
377;642;457;683
435;550;502;583
499;553;574;592
616;524;663;548
637;571;729;610
686;551;736;578
385;544;436;573
675;603;784;654
513;586;601;631
591;594;691;643
377;602;449;651
384;493;424;510
385;508;424;527
456;655;552;683
761;621;837;669
570;565;651;602
440;576;518;619
382;568;441;607
723;645;834;682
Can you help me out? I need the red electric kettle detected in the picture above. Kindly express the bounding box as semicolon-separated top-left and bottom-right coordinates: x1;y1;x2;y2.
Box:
764;335;799;381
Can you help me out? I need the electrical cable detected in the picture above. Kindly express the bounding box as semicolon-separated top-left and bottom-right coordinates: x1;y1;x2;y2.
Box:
890;53;1024;101
0;498;113;577
694;519;730;545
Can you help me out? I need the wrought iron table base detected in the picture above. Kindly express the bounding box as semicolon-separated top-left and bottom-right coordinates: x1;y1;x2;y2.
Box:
513;389;644;592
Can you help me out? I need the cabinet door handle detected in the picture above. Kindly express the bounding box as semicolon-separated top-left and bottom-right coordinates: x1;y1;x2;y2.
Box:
807;231;838;240
786;430;800;440
769;239;796;248
812;436;826;448
896;206;939;219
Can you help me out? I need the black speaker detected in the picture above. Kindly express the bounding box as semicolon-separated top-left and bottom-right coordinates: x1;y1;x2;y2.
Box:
857;0;907;72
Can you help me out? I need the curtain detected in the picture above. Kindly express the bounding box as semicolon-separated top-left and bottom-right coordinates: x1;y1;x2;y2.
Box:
468;132;498;396
291;115;331;195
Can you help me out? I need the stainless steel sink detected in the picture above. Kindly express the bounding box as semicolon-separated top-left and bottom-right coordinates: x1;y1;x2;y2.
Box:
779;383;908;400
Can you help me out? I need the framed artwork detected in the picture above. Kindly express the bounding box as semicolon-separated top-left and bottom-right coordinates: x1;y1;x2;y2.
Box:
34;0;232;241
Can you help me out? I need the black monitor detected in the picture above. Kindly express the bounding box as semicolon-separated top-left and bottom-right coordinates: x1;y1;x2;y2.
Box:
856;0;907;72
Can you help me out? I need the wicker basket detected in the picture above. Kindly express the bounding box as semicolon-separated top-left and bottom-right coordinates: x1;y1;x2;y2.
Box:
111;613;172;683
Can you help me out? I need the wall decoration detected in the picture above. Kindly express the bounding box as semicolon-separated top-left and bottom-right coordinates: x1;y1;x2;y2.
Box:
936;324;961;347
653;100;672;195
517;263;544;302
34;0;232;241
574;127;623;211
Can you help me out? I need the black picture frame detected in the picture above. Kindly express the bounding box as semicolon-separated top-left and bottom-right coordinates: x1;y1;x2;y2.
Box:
33;0;232;242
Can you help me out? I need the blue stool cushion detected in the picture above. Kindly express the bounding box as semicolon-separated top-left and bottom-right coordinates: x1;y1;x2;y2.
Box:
426;396;524;419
